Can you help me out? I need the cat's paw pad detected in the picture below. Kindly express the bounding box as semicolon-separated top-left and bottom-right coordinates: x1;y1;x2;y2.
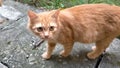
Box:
92;46;96;51
41;52;51;60
60;51;69;57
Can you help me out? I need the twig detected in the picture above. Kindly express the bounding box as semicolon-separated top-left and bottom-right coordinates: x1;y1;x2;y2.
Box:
32;40;45;50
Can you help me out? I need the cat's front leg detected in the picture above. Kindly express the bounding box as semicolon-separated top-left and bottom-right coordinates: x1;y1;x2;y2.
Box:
60;43;74;57
41;42;56;59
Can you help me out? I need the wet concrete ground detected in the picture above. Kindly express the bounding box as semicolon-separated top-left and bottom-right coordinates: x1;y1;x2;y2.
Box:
0;0;120;68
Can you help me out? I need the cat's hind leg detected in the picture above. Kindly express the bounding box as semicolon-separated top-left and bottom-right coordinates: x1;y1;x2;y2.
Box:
41;42;56;59
87;37;114;59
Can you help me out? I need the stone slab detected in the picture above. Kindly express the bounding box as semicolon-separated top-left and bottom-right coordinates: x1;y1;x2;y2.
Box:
0;5;22;20
0;0;120;68
99;39;120;68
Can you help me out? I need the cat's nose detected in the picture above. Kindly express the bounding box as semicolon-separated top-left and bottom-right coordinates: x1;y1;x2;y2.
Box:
44;32;49;39
45;35;49;38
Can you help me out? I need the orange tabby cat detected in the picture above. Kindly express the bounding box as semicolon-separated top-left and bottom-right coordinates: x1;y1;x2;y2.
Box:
27;4;120;59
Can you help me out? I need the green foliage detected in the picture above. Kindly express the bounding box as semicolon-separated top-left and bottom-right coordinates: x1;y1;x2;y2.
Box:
18;0;120;9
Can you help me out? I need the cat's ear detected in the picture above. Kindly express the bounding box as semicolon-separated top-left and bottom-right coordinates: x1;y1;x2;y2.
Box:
28;10;37;20
52;9;61;18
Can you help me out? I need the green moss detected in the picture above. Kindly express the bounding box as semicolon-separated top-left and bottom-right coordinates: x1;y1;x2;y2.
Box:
17;0;120;9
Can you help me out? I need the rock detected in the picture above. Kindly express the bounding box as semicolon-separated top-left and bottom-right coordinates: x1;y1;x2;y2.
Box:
0;63;8;68
99;39;120;68
0;5;22;20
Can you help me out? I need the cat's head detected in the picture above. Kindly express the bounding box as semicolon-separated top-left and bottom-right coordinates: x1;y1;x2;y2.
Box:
27;10;60;41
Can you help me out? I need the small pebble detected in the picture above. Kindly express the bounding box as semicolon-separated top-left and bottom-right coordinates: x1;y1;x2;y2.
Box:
3;57;8;60
26;55;29;59
29;54;33;56
28;56;36;65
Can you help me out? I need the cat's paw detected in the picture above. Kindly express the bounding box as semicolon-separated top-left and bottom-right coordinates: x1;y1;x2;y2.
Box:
60;50;69;57
41;52;51;60
87;52;97;59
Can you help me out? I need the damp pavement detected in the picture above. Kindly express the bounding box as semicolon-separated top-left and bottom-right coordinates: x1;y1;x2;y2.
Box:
0;0;120;68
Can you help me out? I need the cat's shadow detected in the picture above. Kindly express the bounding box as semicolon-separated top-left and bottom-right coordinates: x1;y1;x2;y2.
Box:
50;43;95;61
49;48;96;62
44;49;97;68
50;50;89;62
38;43;97;68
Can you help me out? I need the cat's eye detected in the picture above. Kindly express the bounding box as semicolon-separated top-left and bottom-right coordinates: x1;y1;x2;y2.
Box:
37;27;44;32
49;26;54;31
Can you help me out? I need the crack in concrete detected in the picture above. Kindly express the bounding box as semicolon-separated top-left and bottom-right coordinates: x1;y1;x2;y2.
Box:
1;61;10;68
94;51;105;68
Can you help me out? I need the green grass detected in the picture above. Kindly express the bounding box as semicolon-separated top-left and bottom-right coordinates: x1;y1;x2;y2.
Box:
17;0;120;9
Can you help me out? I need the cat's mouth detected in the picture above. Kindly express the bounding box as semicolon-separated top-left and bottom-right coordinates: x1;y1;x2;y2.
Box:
42;37;51;40
40;35;54;41
43;37;55;41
